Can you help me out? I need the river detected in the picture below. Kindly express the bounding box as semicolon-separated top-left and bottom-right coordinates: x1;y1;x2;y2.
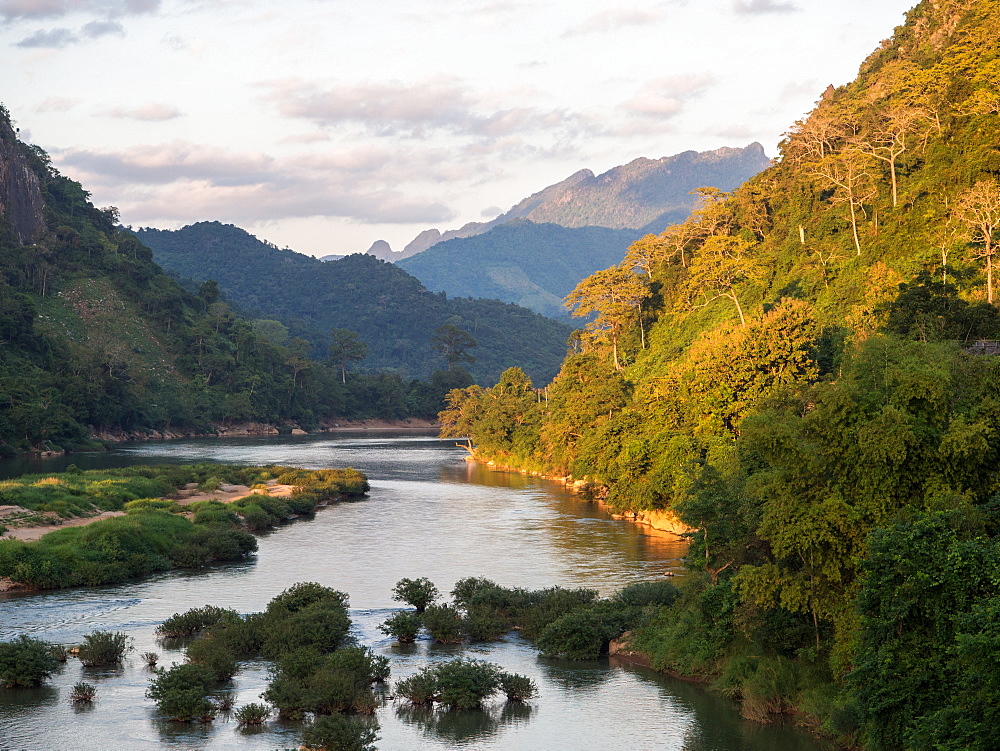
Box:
0;432;830;750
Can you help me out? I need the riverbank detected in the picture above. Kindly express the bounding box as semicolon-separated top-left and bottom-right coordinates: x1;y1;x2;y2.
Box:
87;417;438;446
468;455;694;539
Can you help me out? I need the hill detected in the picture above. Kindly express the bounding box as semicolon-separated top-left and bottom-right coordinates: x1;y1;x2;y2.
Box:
439;1;1000;746
398;221;640;318
136;222;572;384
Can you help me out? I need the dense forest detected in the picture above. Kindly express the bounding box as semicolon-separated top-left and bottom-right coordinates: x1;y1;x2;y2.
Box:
0;108;478;455
136;222;572;384
440;2;1000;748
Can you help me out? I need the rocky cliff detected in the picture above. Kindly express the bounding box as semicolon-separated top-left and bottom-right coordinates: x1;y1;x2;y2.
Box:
0;109;45;246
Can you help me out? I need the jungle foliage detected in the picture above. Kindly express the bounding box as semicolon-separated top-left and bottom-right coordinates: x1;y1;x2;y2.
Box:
438;2;1000;746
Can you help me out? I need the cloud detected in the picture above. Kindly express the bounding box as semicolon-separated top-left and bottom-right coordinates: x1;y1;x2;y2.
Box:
16;27;79;47
34;96;81;113
50;140;462;225
732;0;797;14
105;102;183;121
618;74;715;118
258;76;582;140
564;7;665;37
481;205;503;218
82;19;124;37
1;0;159;22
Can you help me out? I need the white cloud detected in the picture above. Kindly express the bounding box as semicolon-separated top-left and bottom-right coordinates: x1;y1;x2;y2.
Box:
733;0;798;15
563;7;665;36
1;0;159;22
16;27;78;47
619;74;715;118
105;102;183;121
34;96;81;113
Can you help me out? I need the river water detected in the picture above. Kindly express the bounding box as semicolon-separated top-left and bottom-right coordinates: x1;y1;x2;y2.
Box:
0;433;829;750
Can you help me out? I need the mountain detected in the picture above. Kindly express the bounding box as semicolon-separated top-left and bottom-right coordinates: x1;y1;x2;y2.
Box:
398;221;640;319
391;144;771;316
136;221;572;384
439;1;1000;744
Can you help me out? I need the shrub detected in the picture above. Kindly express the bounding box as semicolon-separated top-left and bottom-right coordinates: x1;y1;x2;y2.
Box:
263;646;382;718
78;631;132;667
451;576;500;610
393;671;438;705
214;692;236;711
0;635;60;687
186;635;238;681
147;663;217;722
378;611;422;643
239;505;272;531
301;714;379;751
499;672;537;702
157;605;241;637
391;577;439;613
234;702;271;726
141;652;159;666
517;587;598;640
433;658;502;709
615;580;681;609
70;681;97;704
422;604;465;644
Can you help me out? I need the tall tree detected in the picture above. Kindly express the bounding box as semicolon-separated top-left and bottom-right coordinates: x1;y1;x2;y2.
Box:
683;235;759;327
954;180;1000;304
564;265;649;371
431;324;477;371
327;328;367;383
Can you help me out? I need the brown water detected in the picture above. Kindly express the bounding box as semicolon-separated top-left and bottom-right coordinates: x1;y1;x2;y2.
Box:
0;433;830;750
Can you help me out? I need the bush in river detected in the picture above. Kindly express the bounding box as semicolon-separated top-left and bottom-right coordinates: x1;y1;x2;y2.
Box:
263;646;383;718
378;610;422;643
391;577;439;613
78;631;132;667
147;663;217;722
421;604;465;644
157;605;241;638
0;635;60;688
301;713;379;751
234;702;271;726
70;681;97;704
186;635;238;681
396;658;530;710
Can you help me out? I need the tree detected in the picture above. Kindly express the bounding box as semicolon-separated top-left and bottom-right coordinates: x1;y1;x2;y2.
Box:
431;324;476;370
683;235;759;327
328;328;368;383
564;265;649;370
853;106;928;208
810;149;877;256
954;180;1000;304
391;577;440;613
0;636;59;688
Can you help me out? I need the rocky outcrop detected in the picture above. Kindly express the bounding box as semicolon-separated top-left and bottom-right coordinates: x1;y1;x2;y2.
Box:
0;111;45;246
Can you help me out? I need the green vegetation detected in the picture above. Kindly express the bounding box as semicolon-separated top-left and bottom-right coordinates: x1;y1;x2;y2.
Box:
395;659;533;710
233;702;271;726
136;221;573;384
0;635;60;688
390;577;439;613
0;464;368;589
69;681;97;704
77;631;132;667
437;2;1000;746
148;582;383;750
377;611;422;643
301;714;379;751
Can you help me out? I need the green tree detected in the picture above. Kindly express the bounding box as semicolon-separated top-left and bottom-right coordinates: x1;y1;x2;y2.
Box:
431;324;477;370
564;264;649;370
328;328;368;383
954;179;1000;304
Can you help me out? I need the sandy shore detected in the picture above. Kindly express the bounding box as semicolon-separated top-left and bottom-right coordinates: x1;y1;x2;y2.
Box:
1;480;297;543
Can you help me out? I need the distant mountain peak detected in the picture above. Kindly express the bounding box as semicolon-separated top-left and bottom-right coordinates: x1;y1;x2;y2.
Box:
400;143;770;260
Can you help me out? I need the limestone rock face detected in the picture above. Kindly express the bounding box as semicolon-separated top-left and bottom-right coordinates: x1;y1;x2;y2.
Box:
0;113;45;246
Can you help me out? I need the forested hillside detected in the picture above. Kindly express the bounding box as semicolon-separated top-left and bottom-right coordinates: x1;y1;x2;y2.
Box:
137;222;572;384
441;2;1000;747
0;107;475;454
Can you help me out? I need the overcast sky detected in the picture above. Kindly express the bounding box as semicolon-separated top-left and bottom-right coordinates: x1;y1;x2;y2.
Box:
1;0;916;257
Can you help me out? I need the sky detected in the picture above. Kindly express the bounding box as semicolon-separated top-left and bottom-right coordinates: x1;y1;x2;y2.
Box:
1;0;917;257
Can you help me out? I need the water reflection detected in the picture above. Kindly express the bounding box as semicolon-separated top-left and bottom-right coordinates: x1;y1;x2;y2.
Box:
536;657;613;693
395;701;533;745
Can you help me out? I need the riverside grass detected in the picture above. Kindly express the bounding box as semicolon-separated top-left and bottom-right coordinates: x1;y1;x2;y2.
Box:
0;463;368;589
